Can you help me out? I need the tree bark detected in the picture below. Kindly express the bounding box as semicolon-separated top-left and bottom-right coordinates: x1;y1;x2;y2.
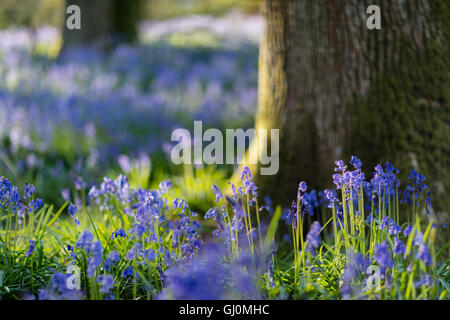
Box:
62;0;139;52
245;0;449;220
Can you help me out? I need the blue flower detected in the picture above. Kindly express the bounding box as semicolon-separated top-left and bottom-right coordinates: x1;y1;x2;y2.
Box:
76;231;94;252
61;189;71;202
416;244;432;266
324;189;337;208
68;203;78;217
74;177;86;190
23;182;36;200
212;184;223;203
111;228;128;239
374;241;394;269
403;225;412;237
298;181;307;193
350;156;362;170
159;180;172;193
393;238;406;255
104;251;121;271
31;198;44;211
97;274;115;294
334;160;347;173
142;249;156;261
305;221;322;253
126;243;143;260
122;266;133;278
87;241;103;277
204;208;217;220
25;240;36;257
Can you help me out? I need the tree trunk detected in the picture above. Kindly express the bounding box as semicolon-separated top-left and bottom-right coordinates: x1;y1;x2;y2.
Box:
245;0;449;220
62;0;139;51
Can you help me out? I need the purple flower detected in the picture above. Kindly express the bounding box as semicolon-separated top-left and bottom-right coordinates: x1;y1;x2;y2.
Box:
87;241;103;277
394;238;406;255
111;228;128;239
416;244;432;266
204;208;217;220
104;251;121;271
74;177;86;190
126;243;143;260
334;160;347;172
31;198;44;211
25;240;36;257
403;225;412;237
324;189;337;208
350;156;362;170
122;266;133;278
61;189;71;202
76;231;94;252
68;203;78;217
142;249;156;261
23;182;36;200
374;241;394;269
305;221;322;253
212;185;223;203
159;180;172;193
97;275;115;294
298;181;307;193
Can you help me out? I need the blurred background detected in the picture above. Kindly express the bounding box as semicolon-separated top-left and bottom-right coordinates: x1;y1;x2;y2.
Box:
0;0;261;211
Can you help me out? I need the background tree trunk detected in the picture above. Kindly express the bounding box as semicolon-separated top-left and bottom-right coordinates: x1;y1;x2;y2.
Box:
62;0;140;52
247;0;449;222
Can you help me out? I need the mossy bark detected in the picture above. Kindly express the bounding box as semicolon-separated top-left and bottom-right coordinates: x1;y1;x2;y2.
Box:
247;0;449;220
62;0;140;52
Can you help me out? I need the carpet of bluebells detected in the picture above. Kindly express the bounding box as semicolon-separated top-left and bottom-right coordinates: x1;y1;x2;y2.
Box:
0;156;449;300
0;12;260;205
0;15;449;300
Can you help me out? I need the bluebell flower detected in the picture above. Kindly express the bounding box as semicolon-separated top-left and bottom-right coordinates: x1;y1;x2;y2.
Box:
25;240;36;257
159;180;172;193
334;160;347;173
204;208;217;220
87;241;103;277
240;166;258;197
68;203;78;217
415;274;433;287
403;225;412;237
39;272;83;300
122;266;133;278
350;156;362;170
61;189;71;202
394;238;406;255
212;184;223;203
23;182;36;200
104;251;121;271
416;244;432;266
401;168;428;206
142;249;156;261
389;223;401;235
97;275;115;294
74;177;86;190
111;228;128;239
374;241;394;269
31;198;44;211
298;181;307;193
126;243;143;260
305;221;322;253
324;189;337;208
76;231;94;252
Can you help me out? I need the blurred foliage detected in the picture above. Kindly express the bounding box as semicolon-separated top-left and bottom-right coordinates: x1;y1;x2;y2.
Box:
0;0;259;29
0;0;64;29
143;0;260;20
